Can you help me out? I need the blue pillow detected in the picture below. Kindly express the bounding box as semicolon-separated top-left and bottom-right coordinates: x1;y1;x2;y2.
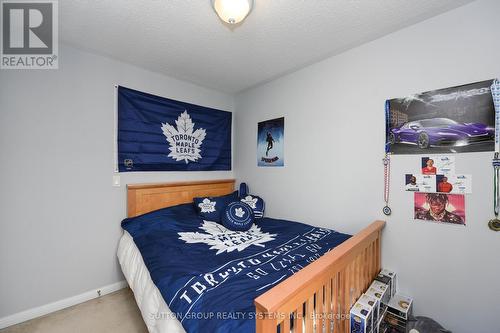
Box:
238;183;265;219
240;194;265;219
222;201;255;231
239;182;249;197
193;191;239;222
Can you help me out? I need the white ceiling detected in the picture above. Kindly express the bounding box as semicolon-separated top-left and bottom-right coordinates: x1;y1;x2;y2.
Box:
60;0;474;93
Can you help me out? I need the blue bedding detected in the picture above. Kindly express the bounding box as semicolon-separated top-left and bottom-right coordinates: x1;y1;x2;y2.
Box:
122;203;351;333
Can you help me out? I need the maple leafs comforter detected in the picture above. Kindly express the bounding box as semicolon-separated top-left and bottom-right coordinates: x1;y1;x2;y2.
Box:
122;202;351;333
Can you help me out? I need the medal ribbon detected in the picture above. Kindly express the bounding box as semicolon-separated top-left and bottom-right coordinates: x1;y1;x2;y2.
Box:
494;155;500;218
491;80;500;222
492;79;500;153
383;100;391;210
385;100;391;154
383;154;390;205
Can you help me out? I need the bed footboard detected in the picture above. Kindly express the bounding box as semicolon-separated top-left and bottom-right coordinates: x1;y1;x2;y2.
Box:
254;220;385;333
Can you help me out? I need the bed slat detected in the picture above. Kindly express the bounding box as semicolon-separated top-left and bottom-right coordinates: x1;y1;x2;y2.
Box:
295;307;303;333
255;220;385;333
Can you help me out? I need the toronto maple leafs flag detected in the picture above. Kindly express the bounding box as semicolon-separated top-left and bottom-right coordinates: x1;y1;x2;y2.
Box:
117;86;232;171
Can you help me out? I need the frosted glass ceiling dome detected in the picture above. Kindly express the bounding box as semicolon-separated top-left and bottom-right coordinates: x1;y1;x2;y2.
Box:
212;0;254;25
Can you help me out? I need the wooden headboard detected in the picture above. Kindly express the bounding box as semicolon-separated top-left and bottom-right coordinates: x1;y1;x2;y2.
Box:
127;179;235;217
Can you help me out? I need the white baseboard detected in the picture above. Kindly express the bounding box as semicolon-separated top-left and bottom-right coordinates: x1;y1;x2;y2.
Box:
0;280;128;330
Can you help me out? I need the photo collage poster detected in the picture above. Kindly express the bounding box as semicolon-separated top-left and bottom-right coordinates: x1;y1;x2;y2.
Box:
405;155;469;226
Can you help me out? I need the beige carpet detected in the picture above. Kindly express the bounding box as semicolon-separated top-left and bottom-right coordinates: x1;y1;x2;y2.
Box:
1;288;148;333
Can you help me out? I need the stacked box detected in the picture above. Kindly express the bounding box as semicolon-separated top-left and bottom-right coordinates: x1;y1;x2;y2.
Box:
379;269;397;297
378;320;390;333
365;286;387;332
357;293;379;331
383;294;413;332
383;313;406;332
350;302;373;333
365;286;386;311
369;280;390;305
378;304;388;325
374;273;391;287
376;303;388;333
386;294;413;321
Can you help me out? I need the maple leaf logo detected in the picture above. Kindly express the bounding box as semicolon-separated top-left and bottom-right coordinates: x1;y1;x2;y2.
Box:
241;195;258;209
178;221;277;255
234;207;245;218
161;111;206;164
198;198;216;213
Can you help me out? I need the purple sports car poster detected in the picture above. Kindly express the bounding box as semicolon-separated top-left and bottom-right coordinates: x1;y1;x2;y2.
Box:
386;79;496;154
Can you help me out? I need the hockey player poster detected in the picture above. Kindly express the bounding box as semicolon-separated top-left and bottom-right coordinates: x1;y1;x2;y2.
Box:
257;117;284;167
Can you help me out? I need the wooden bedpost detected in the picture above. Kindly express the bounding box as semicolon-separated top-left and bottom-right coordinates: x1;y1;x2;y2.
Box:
255;305;277;333
254;220;385;333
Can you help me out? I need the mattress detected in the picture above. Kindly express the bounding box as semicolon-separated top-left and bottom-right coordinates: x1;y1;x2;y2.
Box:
117;231;186;333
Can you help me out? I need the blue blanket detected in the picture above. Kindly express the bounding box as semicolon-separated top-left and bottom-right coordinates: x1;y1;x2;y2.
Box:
122;203;351;333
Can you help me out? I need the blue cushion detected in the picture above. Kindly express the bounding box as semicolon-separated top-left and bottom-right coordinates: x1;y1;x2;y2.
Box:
238;183;265;219
193;191;239;222
240;194;265;219
239;182;249;197
222;201;255;231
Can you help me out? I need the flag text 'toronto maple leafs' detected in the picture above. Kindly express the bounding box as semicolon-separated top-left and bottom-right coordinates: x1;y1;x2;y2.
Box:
161;111;206;163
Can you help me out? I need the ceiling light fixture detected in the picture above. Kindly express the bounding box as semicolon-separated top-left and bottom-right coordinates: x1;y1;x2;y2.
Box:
212;0;253;25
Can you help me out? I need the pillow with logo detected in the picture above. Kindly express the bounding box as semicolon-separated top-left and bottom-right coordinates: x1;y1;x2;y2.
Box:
193;191;239;222
222;201;255;231
239;183;265;219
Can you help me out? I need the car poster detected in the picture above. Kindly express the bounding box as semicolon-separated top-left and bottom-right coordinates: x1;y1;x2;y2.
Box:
386;79;496;154
257;117;284;167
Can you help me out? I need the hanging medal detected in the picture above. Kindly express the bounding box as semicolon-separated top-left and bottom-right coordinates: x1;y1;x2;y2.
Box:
383;153;392;216
489;79;500;231
383;100;392;216
490;153;500;231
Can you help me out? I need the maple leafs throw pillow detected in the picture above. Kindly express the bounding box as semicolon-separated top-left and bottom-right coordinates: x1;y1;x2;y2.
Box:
221;201;255;232
238;183;265;219
193;191;239;223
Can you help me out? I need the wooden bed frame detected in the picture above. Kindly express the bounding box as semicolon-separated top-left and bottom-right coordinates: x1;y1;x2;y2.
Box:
127;179;385;333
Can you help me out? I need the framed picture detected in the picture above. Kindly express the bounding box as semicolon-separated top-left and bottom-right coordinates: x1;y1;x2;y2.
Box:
257;117;284;167
386;80;495;154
